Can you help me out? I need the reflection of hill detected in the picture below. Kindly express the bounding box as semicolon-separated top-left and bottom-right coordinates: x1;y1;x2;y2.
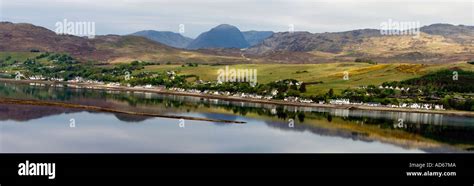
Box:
264;120;375;143
0;103;152;123
113;113;150;122
262;117;466;152
200;113;239;126
0;104;78;121
1;81;473;151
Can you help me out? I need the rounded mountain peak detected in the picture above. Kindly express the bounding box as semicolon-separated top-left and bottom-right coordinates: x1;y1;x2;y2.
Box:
213;24;238;30
186;24;250;49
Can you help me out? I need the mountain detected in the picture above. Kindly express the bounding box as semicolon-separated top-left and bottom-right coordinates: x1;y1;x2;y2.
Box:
187;24;250;49
420;24;474;44
0;22;249;64
131;29;273;49
0;22;181;62
246;29;381;54
130;30;193;48
1;22;472;64
245;24;474;63
242;31;274;46
90;34;182;62
0;22;95;55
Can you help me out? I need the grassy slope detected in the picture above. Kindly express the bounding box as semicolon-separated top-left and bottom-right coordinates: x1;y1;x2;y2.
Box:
0;52;52;73
0;52;39;62
93;36;252;64
2;51;473;95
142;62;474;95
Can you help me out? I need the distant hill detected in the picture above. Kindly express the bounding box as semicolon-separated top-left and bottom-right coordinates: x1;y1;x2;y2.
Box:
245;24;474;63
1;22;473;64
187;24;250;49
91;34;181;62
242;31;274;46
130;30;193;48
420;24;474;44
0;22;248;64
246;29;381;54
0;22;96;56
0;22;181;62
248;24;474;55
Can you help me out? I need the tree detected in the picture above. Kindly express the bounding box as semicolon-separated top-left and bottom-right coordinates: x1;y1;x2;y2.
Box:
287;89;300;97
290;84;297;90
327;88;334;98
297;112;305;122
299;83;307;93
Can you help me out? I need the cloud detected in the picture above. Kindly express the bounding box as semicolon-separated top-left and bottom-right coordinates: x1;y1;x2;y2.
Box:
1;0;472;37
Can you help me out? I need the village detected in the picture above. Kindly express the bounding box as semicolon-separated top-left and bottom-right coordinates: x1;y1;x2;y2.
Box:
21;74;446;111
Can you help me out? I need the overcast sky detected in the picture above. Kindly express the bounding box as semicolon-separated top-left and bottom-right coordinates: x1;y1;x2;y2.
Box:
0;0;472;38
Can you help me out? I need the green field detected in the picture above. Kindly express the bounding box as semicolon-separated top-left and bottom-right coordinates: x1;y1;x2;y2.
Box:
2;51;473;96
0;52;59;73
141;62;474;95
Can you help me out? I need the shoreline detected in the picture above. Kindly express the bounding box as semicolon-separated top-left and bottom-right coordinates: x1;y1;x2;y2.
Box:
1;78;473;117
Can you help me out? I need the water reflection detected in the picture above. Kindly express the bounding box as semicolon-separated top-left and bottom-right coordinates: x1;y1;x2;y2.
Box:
0;82;473;152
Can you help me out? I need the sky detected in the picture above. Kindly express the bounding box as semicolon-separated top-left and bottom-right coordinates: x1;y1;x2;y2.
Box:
0;0;472;38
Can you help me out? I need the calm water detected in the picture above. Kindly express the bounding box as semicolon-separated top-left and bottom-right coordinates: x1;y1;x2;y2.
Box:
0;82;473;153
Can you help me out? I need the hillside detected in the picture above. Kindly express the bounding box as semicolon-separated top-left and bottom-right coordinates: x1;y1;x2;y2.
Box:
242;31;274;46
247;29;381;54
0;22;96;57
246;25;474;63
140;62;474;95
0;22;249;64
130;30;193;48
420;24;474;44
1;22;473;64
397;69;474;93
